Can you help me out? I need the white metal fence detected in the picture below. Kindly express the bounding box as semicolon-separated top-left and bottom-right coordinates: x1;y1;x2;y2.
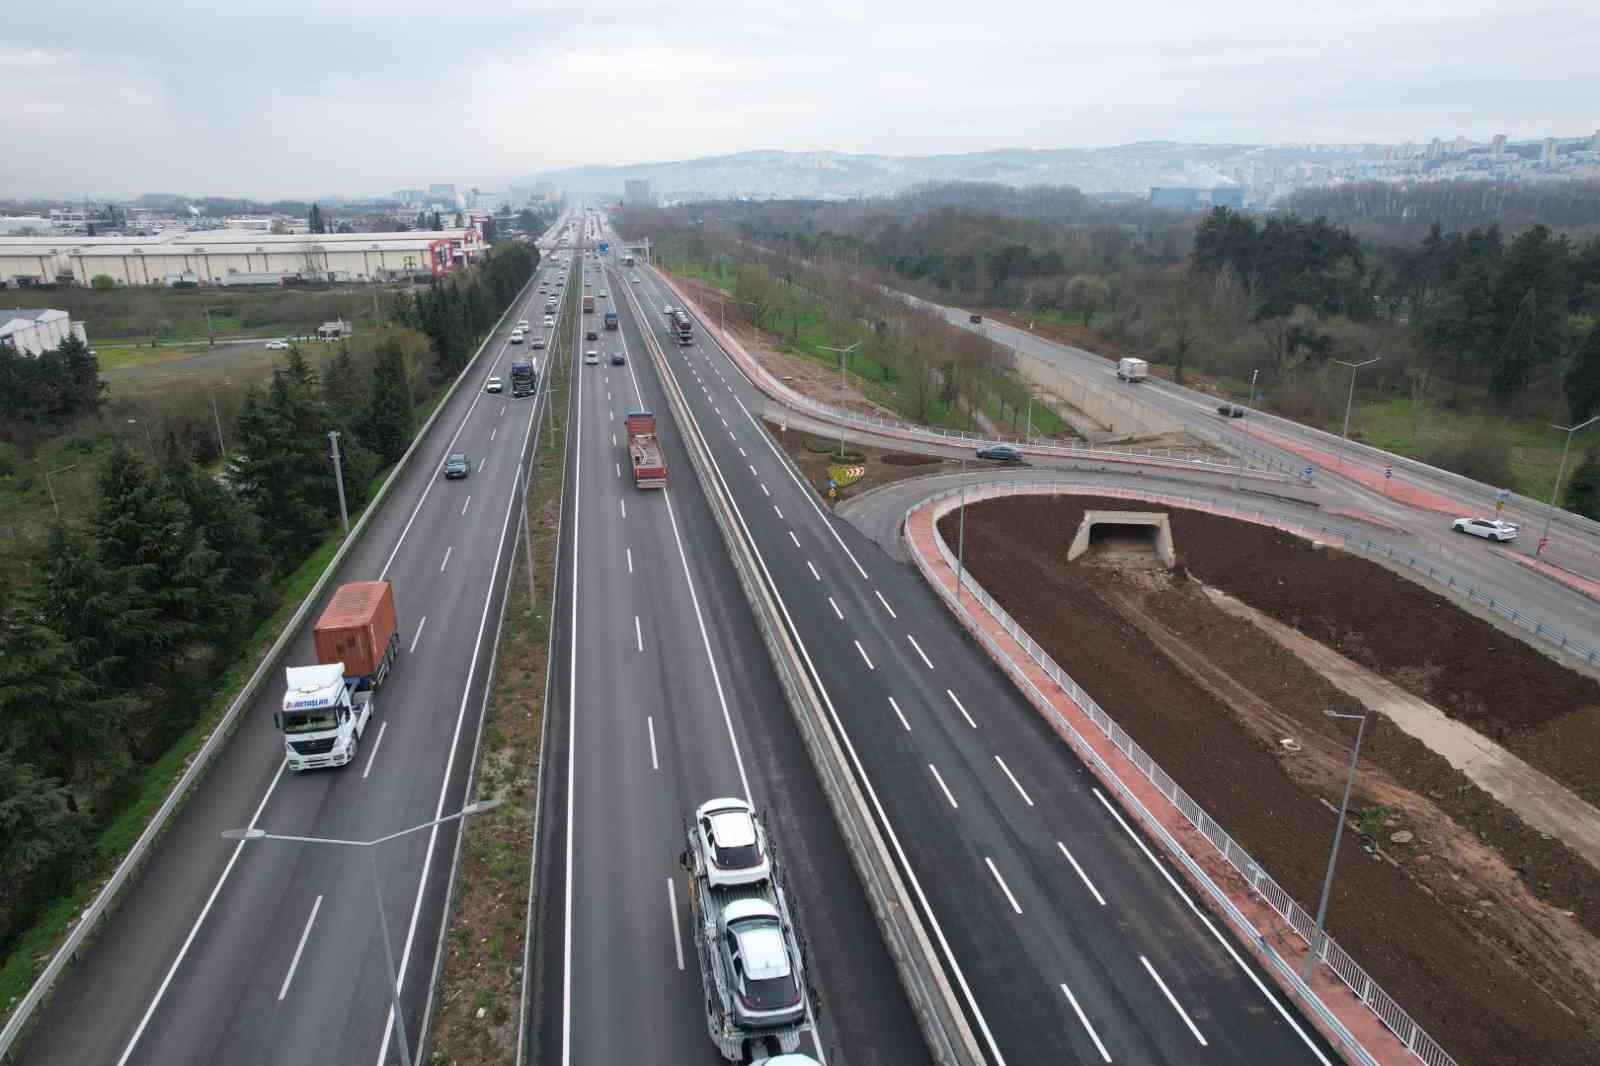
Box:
906;481;1464;1066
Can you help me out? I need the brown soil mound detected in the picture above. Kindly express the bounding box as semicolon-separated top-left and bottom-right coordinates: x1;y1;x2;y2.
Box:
942;493;1600;1066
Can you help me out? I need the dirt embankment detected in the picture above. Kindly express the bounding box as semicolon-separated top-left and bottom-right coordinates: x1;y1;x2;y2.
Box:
941;494;1600;1066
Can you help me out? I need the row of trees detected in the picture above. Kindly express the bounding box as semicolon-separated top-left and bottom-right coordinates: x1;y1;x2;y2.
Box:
0;335;104;423
386;242;538;377
0;245;538;961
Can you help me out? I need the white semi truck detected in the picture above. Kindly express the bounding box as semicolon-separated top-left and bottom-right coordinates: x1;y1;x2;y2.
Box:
683;799;814;1062
276;663;372;771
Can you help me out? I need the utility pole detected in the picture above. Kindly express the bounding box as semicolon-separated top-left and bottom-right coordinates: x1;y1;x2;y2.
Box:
819;341;862;457
1303;710;1367;982
329;431;350;535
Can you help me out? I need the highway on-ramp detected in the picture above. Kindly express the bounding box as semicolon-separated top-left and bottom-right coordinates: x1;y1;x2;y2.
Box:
591;246;1340;1065
20;215;572;1066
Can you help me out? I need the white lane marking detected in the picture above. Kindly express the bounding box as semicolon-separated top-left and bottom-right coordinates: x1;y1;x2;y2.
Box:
1060;982;1113;1063
854;640;875;670
828;596;843;620
875;590;898;618
1141;956;1207;1046
607;391;611;401
1091;789;1330;1063
500;404;506;416
761;483;770;497
888;696;911;732
774;504;784;519
409;616;427;653
615;462;621;478
635;615;643;652
619;499;626;519
362;721;389;780
440;545;452;571
479;457;487;471
721;417;728;427
788;530;800;548
668;879;685;971
807;561;820;581
906;633;934;669
928;764;958;808
648;716;659;771
115;762;287;1065
278;895;324;1001
490;428;497;442
738;446;746;457
626;548;633;573
749;463;759;477
1057;841;1106;906
612;433;616;447
947;689;977;728
729;431;736;441
462;495;471;516
994;755;1034;806
985;857;1023;915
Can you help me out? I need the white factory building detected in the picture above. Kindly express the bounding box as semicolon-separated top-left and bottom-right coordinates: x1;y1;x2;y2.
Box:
0;308;87;356
0;228;484;288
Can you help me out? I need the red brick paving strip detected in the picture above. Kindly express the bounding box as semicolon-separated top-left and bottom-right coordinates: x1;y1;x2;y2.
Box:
1241;425;1464;515
1492;547;1600;603
903;494;1421;1066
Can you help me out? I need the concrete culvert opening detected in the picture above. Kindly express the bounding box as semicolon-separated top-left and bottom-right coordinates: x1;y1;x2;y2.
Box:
1068;510;1175;568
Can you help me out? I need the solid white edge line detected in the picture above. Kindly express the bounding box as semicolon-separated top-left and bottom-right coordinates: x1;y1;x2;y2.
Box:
854;640;875;670
906;633;934;669
888;697;911;732
278;895;324;1001
561;257;586;1066
440;545;452;572
648;716;659;771
668;878;685;971
946;689;977;729
928;764;959;809
408;616;427;654
1092;789;1329;1063
361;721;389;780
985;857;1023;915
874;590;897;618
1056;841;1106;907
115;761;288;1066
1140;955;1207;1046
1059;981;1113;1063
994;755;1034;807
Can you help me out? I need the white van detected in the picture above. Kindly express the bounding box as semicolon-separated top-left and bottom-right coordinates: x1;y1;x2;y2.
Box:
1117;357;1149;382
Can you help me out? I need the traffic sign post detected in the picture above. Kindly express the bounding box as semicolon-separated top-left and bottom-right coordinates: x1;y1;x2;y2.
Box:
1495;488;1509;514
1384;466;1392;494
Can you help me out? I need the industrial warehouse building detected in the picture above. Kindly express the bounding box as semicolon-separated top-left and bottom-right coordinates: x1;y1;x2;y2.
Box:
0;228;484;288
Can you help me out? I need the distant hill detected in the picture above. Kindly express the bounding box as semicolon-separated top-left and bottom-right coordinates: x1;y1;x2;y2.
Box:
527;142;1385;202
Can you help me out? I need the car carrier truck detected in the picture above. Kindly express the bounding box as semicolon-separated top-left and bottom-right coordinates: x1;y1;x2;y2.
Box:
276;581;399;771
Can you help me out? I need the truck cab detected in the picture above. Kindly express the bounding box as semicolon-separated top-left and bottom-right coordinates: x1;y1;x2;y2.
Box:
276;663;371;771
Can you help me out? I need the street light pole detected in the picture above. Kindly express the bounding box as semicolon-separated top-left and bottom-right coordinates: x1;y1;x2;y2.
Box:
1247;368;1259;413
1332;357;1381;467
221;800;502;1066
208;381;231;459
126;418;156;457
956;456;967;605
328;431;350;535
1540;414;1599;553
818;341;862;458
1302;710;1367;981
45;463;80;518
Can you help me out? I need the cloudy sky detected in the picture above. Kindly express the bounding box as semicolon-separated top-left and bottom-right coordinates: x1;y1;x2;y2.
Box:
4;0;1597;199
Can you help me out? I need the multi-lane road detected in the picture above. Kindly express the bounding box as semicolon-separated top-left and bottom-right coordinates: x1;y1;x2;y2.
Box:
525;217;1340;1065
21;217;572;1066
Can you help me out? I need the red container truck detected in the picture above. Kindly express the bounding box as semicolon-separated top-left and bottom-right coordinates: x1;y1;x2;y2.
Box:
625;411;667;488
312;580;400;690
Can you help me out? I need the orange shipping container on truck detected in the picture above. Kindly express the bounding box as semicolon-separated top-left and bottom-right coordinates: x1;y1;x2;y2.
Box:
313;581;399;681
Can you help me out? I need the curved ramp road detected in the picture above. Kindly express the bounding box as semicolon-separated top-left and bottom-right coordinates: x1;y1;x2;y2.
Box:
20;216;575;1066
526;235;924;1065
614;256;1340;1065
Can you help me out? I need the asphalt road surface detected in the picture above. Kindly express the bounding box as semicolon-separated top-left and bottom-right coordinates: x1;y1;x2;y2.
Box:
553;243;1342;1065
21;216;573;1066
526;224;924;1066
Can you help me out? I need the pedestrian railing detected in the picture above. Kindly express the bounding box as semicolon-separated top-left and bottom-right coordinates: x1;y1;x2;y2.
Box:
904;480;1469;1066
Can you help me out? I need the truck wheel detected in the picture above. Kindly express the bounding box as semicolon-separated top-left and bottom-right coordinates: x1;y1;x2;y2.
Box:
346;735;359;767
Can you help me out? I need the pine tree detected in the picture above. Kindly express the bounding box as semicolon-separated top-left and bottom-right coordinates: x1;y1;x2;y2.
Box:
361;338;416;463
37;523;163;692
321;345;366;428
1565;324;1600;423
1566;447;1600;521
0;753;93;948
228;364;336;563
0;582;120;777
56;334;105;414
308;203;325;234
166;461;271;632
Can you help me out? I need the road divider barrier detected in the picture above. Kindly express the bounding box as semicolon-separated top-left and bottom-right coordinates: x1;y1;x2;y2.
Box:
903;480;1467;1066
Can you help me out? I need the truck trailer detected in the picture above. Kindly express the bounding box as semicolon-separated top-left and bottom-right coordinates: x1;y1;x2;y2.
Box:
313;580;399;690
278;581;399;771
625;411;667;488
582;294;595;314
670;309;693;345
510;357;537;397
604;310;619;331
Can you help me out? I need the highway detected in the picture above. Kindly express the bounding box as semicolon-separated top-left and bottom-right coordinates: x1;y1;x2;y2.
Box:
526;218;924;1065
20;215;574;1066
586;236;1340;1065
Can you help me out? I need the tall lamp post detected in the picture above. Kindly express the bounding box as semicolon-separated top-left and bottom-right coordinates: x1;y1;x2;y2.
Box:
1332;356;1381;467
221;799;503;1066
208;381;231;459
1540;414;1599;553
1302;710;1367;981
45;463;80;518
818;341;862;457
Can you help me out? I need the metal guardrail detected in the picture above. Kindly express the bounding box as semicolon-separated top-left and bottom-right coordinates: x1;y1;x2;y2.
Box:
904;481;1460;1066
0;271;541;1061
